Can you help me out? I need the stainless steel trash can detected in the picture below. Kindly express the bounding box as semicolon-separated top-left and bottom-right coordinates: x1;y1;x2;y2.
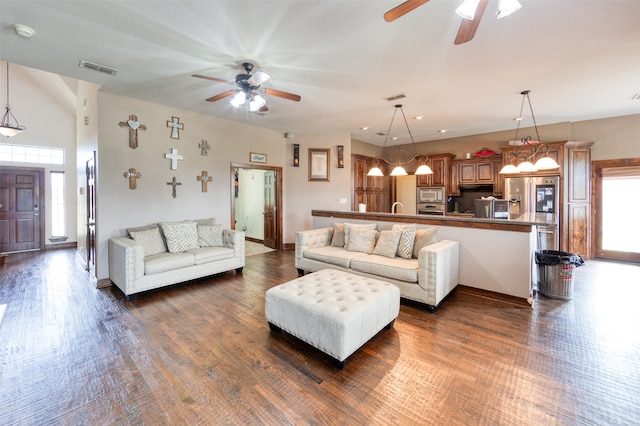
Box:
535;250;585;300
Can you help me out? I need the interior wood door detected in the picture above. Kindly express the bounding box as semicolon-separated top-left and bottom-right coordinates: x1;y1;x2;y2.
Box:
0;167;45;253
263;170;277;249
85;155;96;272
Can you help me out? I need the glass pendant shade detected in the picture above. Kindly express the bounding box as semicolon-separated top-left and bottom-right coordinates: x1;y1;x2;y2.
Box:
534;156;560;170
0;63;25;137
415;164;433;175
498;163;519;174
390;166;408;176
249;94;266;111
230;91;247;108
455;0;480;20
496;0;522;19
367;166;384;177
516;161;537;173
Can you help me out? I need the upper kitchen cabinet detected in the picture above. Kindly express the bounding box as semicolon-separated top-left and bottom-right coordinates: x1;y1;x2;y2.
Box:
450;155;503;196
416;153;456;192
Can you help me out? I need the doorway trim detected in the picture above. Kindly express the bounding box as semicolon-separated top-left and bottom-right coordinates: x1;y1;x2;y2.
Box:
230;162;283;250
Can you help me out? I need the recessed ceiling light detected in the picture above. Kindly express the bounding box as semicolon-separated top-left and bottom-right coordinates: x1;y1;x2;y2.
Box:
513;116;524;121
413;116;423;120
14;24;35;38
391;137;398;140
438;129;447;133
360;126;369;130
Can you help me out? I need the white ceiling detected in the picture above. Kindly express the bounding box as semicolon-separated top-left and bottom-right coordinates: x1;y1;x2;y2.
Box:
1;0;639;146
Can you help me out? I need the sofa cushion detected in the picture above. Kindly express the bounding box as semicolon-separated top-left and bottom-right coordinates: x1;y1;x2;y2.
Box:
346;229;377;254
160;221;200;253
330;222;345;247
304;246;369;269
343;223;377;248
373;230;402;259
144;251;195;275
413;227;439;258
198;224;223;247
128;226;167;257
392;223;416;259
187;246;235;264
350;255;419;283
195;217;216;226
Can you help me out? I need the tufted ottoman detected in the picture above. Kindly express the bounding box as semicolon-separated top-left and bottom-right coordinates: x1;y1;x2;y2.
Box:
265;269;400;369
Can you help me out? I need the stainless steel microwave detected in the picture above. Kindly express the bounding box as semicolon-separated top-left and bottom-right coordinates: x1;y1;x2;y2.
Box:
417;187;445;203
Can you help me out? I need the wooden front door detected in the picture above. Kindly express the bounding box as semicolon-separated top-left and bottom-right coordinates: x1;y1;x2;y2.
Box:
263;170;277;249
0;167;45;253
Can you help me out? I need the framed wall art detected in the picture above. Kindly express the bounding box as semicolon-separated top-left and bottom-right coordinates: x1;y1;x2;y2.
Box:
250;152;267;163
308;148;330;182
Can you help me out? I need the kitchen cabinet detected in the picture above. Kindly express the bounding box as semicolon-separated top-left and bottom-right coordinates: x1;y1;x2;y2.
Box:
416;153;455;192
351;154;390;213
450;155;503;196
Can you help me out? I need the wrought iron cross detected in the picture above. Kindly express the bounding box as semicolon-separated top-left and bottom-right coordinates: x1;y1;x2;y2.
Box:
166;177;182;199
197;171;213;192
123;168;141;190
166;116;184;139
118;114;147;149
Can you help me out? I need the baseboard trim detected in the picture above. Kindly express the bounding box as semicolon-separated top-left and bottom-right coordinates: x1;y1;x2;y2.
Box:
283;243;295;250
456;285;531;308
45;241;77;251
97;278;112;289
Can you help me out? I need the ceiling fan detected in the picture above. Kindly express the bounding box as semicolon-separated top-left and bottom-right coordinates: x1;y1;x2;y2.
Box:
192;62;301;112
384;0;521;45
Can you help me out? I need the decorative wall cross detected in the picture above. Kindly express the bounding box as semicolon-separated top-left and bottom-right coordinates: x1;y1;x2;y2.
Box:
166;116;184;139
199;140;211;156
123;168;142;190
197;171;213;192
164;148;184;170
166;177;182;199
118;114;147;149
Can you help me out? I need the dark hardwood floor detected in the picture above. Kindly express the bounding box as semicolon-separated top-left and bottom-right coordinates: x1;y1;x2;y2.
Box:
1;248;639;425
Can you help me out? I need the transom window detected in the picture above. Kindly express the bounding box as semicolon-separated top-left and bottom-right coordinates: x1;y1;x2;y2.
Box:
0;143;64;165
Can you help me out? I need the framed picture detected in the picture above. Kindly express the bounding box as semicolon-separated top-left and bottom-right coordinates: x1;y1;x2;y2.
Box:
308;148;330;181
250;152;267;163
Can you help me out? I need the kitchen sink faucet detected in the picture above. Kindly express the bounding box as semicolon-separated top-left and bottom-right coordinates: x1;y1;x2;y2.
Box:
391;201;403;214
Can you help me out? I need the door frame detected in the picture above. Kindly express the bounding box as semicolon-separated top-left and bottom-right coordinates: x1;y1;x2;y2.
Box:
230;162;283;250
592;157;640;262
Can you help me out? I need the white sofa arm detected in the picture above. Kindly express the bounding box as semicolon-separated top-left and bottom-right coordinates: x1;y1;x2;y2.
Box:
109;237;145;288
223;229;245;259
417;240;460;307
295;227;333;267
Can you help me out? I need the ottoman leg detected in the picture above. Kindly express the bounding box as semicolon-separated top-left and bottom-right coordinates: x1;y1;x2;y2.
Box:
332;357;345;370
384;319;395;330
268;322;282;333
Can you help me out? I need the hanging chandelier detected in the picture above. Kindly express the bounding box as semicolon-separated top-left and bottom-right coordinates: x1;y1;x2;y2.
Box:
0;62;25;137
499;90;560;174
367;104;433;177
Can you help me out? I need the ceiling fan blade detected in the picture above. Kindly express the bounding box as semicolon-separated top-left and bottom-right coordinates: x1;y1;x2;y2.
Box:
257;105;269;113
192;74;234;85
454;0;488;45
206;90;236;102
262;87;301;102
247;70;271;86
384;0;430;22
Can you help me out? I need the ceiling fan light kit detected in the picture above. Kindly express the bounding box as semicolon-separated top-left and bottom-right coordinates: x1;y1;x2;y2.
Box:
499;90;561;174
455;0;480;20
496;0;522;19
0;62;25;138
366;104;433;177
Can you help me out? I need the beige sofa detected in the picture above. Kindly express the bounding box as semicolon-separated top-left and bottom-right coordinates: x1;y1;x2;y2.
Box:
109;218;245;300
295;223;459;312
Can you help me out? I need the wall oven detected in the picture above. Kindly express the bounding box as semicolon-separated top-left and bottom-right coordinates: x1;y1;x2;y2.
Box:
417;203;445;215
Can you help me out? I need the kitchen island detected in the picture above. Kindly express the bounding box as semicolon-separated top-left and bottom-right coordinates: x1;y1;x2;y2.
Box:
311;210;554;306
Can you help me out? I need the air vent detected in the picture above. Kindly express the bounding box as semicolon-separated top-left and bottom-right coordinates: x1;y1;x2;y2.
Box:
383;93;406;101
375;132;386;136
632;93;640;101
79;60;118;76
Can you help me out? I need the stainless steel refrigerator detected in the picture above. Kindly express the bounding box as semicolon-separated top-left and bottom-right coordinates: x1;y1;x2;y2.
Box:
504;176;560;250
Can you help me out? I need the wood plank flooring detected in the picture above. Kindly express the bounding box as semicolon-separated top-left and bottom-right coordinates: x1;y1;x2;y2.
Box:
1;248;639;425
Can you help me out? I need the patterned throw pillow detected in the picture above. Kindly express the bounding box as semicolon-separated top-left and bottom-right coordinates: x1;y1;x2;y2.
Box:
343;223;377;248
392;223;416;259
160;221;200;253
198;224;223;247
129;226;167;257
345;229;377;254
331;222;345;247
413;228;439;258
373;230;402;259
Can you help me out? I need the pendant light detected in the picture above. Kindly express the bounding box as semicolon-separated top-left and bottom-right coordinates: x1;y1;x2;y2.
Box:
0;62;25;138
367;104;433;177
499;90;560;174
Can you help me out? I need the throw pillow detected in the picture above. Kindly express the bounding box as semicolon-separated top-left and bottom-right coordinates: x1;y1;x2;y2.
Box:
412;228;440;258
129;226;167;257
160;221;200;253
198;224;223;247
345;229;377;254
343;223;377;248
393;223;416;259
331;222;345;247
195;217;216;226
373;230;402;259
